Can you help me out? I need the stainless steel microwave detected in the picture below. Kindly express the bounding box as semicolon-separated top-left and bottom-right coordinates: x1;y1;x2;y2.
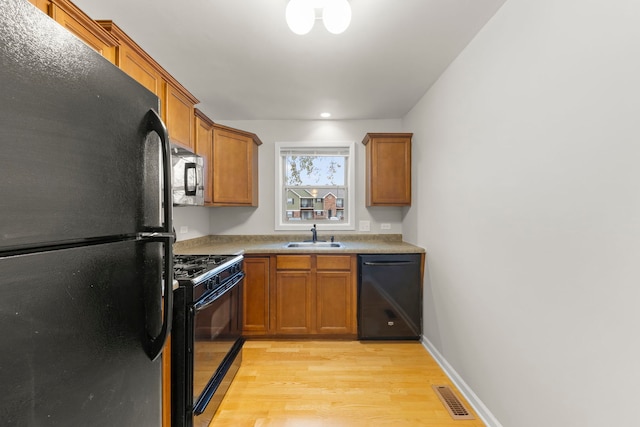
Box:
171;144;204;206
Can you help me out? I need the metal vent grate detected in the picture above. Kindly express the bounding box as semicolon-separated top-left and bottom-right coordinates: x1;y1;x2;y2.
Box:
432;385;475;420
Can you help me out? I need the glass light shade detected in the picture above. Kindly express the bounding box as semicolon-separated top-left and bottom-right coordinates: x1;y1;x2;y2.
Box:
286;0;315;35
322;0;351;34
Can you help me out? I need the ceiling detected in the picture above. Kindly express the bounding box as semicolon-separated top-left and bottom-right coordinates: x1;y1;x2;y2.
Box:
71;0;507;121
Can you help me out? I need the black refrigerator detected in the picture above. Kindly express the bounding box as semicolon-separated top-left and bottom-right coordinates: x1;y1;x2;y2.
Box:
0;1;174;426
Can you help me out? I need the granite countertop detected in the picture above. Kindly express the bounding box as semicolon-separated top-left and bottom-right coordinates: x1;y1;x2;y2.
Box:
173;234;425;255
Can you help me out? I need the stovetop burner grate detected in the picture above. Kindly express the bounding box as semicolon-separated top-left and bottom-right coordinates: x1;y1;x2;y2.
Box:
173;254;242;281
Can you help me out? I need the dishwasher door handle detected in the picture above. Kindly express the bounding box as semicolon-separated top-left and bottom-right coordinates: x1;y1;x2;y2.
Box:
362;261;418;266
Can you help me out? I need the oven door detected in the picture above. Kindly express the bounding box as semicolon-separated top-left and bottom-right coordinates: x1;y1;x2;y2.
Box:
191;273;244;424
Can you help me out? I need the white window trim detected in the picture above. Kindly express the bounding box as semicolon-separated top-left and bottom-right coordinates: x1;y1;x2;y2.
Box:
275;141;355;231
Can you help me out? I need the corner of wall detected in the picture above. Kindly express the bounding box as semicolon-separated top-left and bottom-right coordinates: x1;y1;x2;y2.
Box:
420;336;503;427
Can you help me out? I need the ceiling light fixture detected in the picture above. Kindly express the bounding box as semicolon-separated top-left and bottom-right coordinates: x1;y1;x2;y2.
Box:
286;0;352;35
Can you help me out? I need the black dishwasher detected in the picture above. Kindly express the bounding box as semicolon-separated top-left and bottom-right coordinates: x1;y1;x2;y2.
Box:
358;254;422;340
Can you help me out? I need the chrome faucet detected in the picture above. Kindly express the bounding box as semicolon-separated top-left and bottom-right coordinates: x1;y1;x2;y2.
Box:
310;224;318;243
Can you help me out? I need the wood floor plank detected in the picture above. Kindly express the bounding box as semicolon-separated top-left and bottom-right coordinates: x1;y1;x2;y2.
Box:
211;340;485;427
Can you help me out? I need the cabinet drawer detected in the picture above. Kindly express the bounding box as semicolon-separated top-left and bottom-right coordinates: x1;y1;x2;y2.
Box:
317;255;351;271
276;255;311;270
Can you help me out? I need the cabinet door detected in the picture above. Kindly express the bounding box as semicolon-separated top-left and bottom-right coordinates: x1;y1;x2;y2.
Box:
363;133;412;206
242;257;270;335
194;112;214;205
49;2;116;64
117;42;164;98
27;0;50;14
212;127;258;206
165;83;195;150
316;271;353;334
274;271;313;334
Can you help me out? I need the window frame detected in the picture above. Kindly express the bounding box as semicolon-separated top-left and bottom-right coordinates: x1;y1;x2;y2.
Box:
275;141;355;231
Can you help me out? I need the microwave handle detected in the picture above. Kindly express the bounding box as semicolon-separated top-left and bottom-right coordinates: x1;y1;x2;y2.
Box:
184;162;197;196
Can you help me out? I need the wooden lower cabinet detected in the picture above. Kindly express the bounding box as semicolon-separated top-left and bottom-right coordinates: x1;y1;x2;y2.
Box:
243;254;356;337
162;335;171;427
316;271;353;334
274;270;313;334
315;255;357;335
242;256;271;335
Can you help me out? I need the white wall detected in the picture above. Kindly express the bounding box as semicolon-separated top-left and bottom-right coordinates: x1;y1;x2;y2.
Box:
403;1;640;426
172;206;210;241
200;119;406;235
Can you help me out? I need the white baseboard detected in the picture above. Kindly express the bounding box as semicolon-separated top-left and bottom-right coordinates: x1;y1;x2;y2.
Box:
420;336;503;427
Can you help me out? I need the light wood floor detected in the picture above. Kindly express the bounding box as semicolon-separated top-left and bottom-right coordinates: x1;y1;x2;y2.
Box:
211;340;485;427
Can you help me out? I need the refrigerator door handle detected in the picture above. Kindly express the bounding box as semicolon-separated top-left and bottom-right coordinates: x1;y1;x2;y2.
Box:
144;109;173;236
142;234;174;361
142;109;173;361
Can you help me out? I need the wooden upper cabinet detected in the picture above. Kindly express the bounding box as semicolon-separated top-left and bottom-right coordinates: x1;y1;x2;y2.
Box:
194;109;214;205
27;0;50;15
48;0;117;64
211;124;262;207
97;20;198;149
97;21;163;98
362;133;413;206
165;81;196;150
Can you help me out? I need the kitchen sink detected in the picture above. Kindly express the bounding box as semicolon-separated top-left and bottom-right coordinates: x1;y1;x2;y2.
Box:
284;241;345;248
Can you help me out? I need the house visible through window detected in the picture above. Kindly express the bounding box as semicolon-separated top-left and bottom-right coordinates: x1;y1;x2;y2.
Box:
275;141;355;230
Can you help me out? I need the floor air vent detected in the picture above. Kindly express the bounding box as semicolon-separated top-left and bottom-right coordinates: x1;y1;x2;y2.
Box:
432;385;475;420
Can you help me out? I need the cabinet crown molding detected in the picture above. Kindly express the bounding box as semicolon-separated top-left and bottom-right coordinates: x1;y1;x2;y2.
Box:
362;132;413;145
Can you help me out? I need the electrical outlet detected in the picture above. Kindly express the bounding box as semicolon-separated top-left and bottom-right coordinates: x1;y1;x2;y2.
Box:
380;223;391;230
359;220;370;232
179;226;188;234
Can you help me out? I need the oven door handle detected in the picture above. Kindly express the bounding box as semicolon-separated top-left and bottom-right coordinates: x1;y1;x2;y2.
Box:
194;272;245;312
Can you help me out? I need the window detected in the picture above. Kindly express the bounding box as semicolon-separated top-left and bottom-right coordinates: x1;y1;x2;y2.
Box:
275;141;355;230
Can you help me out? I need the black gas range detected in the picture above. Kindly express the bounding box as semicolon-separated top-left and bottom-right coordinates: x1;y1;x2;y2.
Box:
171;254;245;427
173;254;244;299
